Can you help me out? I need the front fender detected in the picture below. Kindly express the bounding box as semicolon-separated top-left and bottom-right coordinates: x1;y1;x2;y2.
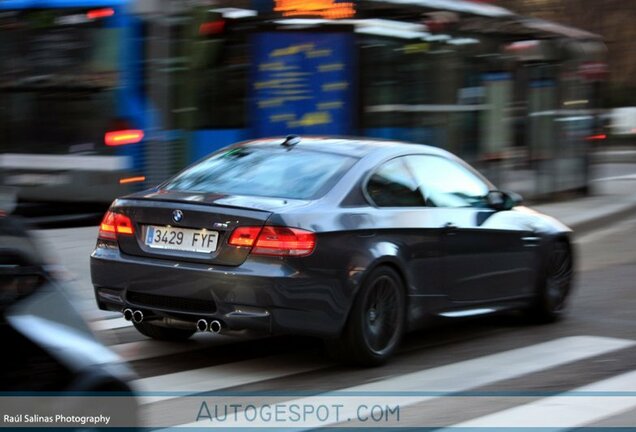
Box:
512;206;573;237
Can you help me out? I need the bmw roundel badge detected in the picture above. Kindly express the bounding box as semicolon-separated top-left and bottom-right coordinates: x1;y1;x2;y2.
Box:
172;209;183;223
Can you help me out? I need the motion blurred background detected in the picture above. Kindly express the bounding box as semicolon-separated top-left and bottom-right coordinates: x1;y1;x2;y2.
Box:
0;0;634;223
497;0;636;107
2;2;636;428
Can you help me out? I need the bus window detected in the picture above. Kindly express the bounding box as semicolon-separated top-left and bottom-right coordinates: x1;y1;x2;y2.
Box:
0;9;120;155
182;24;249;129
360;35;463;146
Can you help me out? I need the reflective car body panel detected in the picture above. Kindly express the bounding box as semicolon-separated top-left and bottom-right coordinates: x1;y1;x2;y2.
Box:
115;197;272;266
91;138;572;337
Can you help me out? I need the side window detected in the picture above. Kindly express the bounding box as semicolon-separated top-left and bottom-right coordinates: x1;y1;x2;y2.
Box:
366;157;426;207
405;155;490;208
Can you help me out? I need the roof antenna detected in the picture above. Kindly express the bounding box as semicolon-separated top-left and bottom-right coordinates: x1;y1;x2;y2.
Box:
281;135;301;148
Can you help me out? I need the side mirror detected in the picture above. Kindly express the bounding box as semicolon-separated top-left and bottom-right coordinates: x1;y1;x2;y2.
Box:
487;190;523;211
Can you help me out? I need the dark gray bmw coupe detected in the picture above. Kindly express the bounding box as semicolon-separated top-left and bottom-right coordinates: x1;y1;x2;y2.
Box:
91;137;574;365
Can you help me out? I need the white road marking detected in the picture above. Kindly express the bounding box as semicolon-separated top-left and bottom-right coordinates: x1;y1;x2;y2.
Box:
110;333;246;362
593;174;636;182
111;339;205;362
172;336;635;429
447;370;636;429
133;355;330;404
90;317;131;331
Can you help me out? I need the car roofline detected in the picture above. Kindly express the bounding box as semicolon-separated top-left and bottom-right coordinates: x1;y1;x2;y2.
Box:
232;136;454;159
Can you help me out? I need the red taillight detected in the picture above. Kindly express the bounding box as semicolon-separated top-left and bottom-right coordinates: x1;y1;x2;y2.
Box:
99;211;135;240
87;8;115;19
228;226;263;247
229;226;316;257
255;227;316;257
105;129;144;146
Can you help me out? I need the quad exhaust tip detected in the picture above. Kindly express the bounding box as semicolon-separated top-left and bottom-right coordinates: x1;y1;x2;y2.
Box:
125;311;220;332
196;319;209;332
123;309;144;323
210;320;222;334
123;308;133;321
196;319;222;333
132;310;144;324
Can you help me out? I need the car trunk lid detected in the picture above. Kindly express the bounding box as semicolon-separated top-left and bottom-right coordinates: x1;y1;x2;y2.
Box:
110;191;303;266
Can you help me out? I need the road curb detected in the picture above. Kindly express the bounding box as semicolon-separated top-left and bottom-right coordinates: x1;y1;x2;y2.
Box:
592;150;636;164
568;201;636;235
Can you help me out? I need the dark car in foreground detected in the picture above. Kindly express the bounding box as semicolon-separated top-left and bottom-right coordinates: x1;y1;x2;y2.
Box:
91;137;574;365
0;202;138;426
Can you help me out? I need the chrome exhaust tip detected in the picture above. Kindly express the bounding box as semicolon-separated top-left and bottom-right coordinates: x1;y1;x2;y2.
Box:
209;320;222;334
196;319;209;332
132;310;144;324
123;308;133;321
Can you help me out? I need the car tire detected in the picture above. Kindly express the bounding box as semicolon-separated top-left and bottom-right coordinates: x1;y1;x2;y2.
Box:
526;240;574;323
133;321;196;341
327;266;406;366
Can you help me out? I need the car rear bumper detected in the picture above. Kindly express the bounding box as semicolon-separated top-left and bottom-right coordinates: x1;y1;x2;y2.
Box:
90;247;349;338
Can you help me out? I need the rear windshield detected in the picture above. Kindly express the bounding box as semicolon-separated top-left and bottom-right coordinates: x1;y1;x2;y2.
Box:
163;147;356;200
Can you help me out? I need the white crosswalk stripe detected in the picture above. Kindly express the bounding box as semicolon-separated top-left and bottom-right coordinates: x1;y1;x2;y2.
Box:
111;338;213;362
108;333;253;362
90;319;636;429
90;316;257;362
133;354;330;404
165;335;635;429
90;317;131;331
445;370;636;429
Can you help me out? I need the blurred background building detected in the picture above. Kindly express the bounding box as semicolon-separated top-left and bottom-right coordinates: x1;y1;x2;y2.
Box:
2;0;630;217
494;0;636;107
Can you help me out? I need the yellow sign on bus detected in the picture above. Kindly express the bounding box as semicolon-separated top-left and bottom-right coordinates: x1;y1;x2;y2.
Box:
274;0;356;19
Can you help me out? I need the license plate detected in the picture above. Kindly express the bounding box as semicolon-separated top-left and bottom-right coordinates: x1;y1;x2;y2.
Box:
144;225;219;253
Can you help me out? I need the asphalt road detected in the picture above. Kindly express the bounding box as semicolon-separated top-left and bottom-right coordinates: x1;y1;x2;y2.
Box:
29;210;636;429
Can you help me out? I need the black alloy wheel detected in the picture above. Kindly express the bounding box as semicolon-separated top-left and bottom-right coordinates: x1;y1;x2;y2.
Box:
528;240;574;323
327;266;406;366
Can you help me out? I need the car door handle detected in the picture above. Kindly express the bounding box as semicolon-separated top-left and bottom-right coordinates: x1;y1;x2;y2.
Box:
522;236;541;246
443;222;458;231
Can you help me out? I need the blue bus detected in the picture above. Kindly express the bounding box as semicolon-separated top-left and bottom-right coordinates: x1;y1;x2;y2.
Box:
0;0;146;203
1;0;606;204
173;2;606;199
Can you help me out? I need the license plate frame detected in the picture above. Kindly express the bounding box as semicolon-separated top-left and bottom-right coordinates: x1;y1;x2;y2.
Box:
144;225;219;253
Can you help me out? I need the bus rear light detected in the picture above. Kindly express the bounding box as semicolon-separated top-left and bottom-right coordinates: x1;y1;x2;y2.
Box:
105;129;144;146
87;8;115;19
119;176;146;185
229;226;316;257
586;134;607;141
199;20;225;36
99;211;135;240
